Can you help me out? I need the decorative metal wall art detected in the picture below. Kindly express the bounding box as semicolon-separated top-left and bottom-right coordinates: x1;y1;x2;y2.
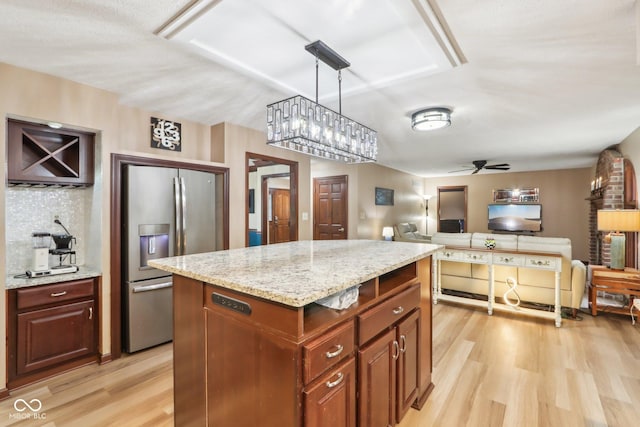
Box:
151;117;181;151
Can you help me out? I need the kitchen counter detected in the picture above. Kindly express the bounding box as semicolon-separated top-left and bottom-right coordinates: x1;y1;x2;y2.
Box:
151;239;438;426
6;266;102;289
149;239;440;307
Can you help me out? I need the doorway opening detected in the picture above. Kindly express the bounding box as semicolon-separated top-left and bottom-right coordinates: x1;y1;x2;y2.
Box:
246;152;298;246
437;186;467;233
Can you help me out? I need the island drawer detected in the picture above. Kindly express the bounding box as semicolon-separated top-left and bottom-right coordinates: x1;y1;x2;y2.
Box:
16;279;95;310
357;283;420;346
303;320;354;384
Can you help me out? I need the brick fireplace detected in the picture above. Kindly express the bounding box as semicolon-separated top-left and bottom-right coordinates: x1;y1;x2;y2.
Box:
589;148;637;267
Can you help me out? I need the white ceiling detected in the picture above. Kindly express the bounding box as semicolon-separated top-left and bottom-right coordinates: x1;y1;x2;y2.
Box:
0;0;639;177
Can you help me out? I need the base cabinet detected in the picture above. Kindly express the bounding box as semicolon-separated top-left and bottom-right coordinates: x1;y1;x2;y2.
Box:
358;309;420;427
172;258;433;427
304;357;357;427
8;278;99;389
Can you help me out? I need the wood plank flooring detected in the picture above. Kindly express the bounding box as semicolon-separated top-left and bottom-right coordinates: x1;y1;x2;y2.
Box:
1;302;639;426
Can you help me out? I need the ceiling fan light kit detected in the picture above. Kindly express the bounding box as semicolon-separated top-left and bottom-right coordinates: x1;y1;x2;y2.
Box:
266;40;377;163
411;107;452;131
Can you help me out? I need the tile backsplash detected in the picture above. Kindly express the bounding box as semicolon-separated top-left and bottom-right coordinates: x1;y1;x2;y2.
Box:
6;187;88;273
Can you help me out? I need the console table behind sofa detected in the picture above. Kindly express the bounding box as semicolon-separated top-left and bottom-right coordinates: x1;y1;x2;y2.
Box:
432;233;587;327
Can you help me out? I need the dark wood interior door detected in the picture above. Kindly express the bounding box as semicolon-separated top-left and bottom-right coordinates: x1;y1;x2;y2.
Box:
269;188;291;244
314;175;348;240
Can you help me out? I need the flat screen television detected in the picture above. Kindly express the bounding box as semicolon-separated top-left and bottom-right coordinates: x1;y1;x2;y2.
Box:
487;203;542;233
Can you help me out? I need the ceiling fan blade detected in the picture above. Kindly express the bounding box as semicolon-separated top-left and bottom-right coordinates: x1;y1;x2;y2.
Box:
485;163;510;168
448;167;475;173
471;168;481;175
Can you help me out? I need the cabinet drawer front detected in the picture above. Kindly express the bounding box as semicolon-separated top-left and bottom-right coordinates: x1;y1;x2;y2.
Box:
493;254;525;267
303;321;355;384
463;251;490;263
525;255;559;270
358;284;420;346
438;250;464;261
17;279;95;310
303;356;357;427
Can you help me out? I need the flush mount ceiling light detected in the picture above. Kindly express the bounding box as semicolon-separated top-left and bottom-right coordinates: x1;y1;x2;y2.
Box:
266;40;377;163
411;107;452;131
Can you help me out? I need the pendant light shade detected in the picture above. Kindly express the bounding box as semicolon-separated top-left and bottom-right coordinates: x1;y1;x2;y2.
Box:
411;107;452;131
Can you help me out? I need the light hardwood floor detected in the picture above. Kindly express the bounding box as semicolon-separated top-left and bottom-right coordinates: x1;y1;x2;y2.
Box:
1;303;639;426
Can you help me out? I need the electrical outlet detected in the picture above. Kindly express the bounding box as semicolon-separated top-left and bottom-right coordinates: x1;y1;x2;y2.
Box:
54;215;60;221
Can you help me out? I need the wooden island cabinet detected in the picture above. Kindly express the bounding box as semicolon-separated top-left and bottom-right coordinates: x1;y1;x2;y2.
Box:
150;240;438;427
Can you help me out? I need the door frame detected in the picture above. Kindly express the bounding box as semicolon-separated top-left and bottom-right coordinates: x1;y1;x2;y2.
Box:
261;173;291;244
245;152;298;246
110;154;229;360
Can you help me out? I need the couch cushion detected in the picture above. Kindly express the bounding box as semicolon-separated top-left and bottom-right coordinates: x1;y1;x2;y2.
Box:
431;232;472;247
516;235;572;291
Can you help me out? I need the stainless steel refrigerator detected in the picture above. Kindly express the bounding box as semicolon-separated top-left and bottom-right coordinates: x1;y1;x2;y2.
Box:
123;165;218;352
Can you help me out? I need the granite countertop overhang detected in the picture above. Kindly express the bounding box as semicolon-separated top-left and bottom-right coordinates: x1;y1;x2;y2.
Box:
6;266;102;289
149;239;441;307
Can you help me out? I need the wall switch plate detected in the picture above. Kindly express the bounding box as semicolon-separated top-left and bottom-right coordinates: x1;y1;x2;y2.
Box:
302;212;309;221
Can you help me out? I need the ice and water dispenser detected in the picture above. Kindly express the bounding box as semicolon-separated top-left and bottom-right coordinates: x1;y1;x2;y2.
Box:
138;224;170;269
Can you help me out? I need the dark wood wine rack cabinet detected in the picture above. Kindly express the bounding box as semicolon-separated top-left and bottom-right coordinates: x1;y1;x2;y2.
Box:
7;119;94;187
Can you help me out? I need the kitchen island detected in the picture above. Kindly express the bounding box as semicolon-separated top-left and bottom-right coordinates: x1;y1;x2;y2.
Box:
150;239;439;427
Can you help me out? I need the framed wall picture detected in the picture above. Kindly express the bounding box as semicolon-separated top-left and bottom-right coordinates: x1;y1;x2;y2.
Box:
375;187;394;206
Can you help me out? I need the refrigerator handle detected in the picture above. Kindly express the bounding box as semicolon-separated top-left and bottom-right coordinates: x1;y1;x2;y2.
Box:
174;177;183;255
180;176;187;255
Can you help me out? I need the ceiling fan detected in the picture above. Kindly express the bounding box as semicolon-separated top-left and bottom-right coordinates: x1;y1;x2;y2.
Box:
450;160;511;174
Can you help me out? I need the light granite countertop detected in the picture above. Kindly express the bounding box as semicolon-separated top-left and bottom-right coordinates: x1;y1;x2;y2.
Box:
6;266;102;289
149;239;440;307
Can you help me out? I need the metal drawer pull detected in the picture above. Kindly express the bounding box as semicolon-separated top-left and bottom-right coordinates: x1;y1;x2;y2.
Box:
89;307;93;320
51;291;67;297
392;340;400;360
400;335;407;353
326;372;344;388
392;306;404;315
325;344;344;359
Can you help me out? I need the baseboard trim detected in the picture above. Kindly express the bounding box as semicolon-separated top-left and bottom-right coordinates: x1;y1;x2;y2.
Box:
99;353;113;364
0;387;9;401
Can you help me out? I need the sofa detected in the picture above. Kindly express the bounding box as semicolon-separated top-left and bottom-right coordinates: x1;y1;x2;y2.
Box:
431;232;586;313
393;223;431;242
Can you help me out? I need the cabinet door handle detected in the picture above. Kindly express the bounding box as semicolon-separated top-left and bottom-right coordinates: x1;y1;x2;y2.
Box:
325;344;344;359
51;291;67;297
392;306;404;315
400;335;407;353
392;340;400;360
89;307;93;320
325;372;344;389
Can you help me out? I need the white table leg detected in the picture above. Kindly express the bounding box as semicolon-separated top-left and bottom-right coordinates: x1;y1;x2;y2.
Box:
488;264;494;315
555;271;562;327
432;257;439;304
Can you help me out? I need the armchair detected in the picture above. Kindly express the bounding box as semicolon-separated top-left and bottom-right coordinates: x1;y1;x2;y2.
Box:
393;223;431;242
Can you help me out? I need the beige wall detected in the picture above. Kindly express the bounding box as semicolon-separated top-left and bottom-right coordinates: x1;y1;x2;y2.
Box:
425;168;592;261
619;126;640;201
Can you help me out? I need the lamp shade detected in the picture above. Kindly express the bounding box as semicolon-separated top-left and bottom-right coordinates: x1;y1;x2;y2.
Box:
382;226;394;240
597;209;640;232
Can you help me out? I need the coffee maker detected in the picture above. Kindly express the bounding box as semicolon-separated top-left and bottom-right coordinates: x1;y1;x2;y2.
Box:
31;232;51;273
50;219;77;267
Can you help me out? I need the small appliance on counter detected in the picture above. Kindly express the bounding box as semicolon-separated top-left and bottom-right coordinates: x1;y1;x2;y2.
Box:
24;220;79;278
29;232;51;275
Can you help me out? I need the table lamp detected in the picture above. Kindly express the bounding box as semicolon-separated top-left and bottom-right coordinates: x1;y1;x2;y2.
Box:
597;209;640;269
382;226;394;241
